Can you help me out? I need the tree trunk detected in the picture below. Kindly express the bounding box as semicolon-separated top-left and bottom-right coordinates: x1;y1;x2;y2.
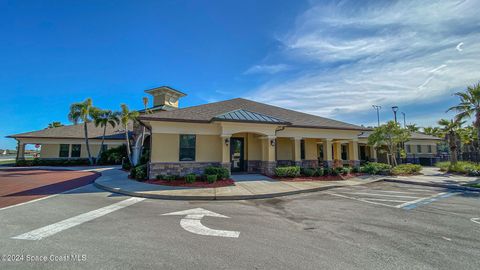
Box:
125;126;133;166
96;125;107;164
449;134;458;165
84;122;93;165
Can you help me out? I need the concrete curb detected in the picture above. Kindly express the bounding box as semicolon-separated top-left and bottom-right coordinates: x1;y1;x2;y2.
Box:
94;178;386;201
382;178;480;192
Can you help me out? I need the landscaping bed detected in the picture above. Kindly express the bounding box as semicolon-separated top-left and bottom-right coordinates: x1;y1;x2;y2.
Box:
145;178;235;188
274;173;364;182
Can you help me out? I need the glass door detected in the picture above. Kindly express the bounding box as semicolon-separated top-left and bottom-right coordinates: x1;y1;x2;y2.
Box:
230;138;245;172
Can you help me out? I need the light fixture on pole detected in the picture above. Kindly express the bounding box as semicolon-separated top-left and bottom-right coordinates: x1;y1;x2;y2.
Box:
372;105;381;127
392;106;399;124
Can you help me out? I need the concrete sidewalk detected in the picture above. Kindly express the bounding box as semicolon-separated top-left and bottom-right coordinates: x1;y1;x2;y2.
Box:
93;169;386;200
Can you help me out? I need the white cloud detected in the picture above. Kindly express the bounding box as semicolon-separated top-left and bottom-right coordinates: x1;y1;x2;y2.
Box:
244;64;290;75
245;0;480;126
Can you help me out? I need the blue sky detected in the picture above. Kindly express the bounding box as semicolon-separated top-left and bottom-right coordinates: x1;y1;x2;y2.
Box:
1;0;479;149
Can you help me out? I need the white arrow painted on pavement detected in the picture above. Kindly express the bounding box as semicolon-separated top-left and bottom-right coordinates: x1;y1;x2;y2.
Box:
162;208;240;238
471;217;480;225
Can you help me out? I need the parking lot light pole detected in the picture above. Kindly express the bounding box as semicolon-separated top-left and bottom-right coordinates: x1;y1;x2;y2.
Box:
372;105;381;127
392;106;399;124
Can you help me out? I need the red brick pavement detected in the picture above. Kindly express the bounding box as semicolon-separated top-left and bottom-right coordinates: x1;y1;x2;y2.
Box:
0;169;99;209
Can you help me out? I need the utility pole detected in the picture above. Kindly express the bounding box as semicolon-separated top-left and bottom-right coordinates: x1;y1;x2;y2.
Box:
401;112;406;128
372;105;381;127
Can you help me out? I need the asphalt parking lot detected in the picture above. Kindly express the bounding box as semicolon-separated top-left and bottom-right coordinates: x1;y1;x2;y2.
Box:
0;179;479;270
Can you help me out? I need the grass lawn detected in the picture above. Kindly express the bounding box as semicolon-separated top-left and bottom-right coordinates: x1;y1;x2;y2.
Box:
466;183;480;188
0;160;15;165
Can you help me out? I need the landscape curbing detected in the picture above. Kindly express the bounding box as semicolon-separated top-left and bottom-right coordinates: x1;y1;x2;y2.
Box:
382;178;480;192
93;174;387;201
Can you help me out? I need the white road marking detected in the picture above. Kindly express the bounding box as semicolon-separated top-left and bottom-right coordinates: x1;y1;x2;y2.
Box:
364;190;417;194
12;197;145;240
442;236;452;241
471;218;480;225
163;208;240;238
396;192;448;209
327;192;398;208
362;198;410;203
348;192;420;199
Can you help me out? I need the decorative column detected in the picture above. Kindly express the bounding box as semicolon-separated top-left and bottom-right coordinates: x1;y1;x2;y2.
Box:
261;136;276;176
333;141;343;168
220;135;231;174
348;140;360;167
323;139;333;168
369;146;378;162
16;141;26;161
292;137;302;167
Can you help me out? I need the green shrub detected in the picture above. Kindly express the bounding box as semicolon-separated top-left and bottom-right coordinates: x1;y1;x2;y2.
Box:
206;174;217;183
156;175;162;180
204;166;230;179
315;168;324;177
341;167;351;175
185;174;196;183
162;175;176;181
352;166;360;173
15;158;91;167
274;166;300;178
435;161;450;171
361;162;392;175
444;161;480;174
467;169;480;176
324;167;334;176
132;164;147;181
122;161;132;171
98;145;128;165
392;164;422;175
302;168;316;177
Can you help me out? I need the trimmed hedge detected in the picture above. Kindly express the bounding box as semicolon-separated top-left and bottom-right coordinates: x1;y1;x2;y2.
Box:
275;166;300;178
436;161;480;175
131;164;147;181
185;174;196;183
206;174;217;183
361;162;392;175
391;164;422;175
16;158;90;167
302;168;316;177
204;166;230;180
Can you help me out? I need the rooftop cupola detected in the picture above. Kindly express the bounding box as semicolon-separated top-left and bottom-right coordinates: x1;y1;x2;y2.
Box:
144;86;187;111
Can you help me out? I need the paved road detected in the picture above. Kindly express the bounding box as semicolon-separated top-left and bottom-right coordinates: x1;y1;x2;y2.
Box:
0;180;479;269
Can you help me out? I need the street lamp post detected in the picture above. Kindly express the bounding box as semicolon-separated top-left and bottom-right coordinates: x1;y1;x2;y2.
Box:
401;112;406;128
392;106;399;124
372;105;381;127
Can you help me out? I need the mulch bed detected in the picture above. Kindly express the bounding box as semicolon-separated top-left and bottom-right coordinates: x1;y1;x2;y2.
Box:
274;173;364;182
144;179;235;188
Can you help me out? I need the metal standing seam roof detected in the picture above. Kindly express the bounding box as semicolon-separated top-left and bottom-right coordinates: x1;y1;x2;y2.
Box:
212;109;290;124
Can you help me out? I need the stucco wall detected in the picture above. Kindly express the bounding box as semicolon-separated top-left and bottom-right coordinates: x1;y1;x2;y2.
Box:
276;138;293;160
40;143;111;158
40;144;60;158
197;135;222;162
151;133;179;162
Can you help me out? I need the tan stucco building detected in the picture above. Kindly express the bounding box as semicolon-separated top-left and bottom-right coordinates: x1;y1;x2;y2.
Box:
8;86;441;176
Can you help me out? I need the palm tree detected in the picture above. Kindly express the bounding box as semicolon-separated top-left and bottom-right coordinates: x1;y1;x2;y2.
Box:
406;124;420;132
423;126;441;137
92;109;120;164
438;119;463;165
47;121;64;128
447;82;480;152
120;104;139;166
68;98;96;165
